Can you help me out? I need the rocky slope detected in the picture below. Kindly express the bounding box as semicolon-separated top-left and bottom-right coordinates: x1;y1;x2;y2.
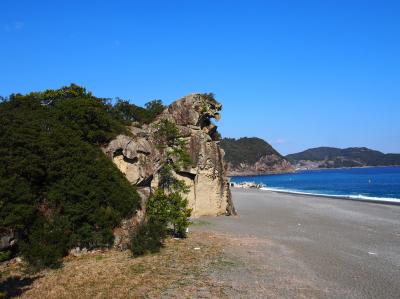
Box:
104;94;236;247
219;137;294;176
286;146;400;169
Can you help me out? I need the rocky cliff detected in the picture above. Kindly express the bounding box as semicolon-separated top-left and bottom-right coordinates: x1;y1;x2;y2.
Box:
220;137;294;176
104;94;235;247
226;154;294;176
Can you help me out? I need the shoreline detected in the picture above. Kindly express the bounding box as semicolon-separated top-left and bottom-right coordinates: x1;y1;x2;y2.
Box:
228;164;400;177
253;187;400;206
229;165;400;205
293;164;400;172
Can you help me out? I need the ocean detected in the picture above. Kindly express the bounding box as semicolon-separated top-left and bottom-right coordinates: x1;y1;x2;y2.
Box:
230;166;400;204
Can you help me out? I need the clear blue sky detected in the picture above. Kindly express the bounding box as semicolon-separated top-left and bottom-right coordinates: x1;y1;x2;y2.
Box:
1;0;399;155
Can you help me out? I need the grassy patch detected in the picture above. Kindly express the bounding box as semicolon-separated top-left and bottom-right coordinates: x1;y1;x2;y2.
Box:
0;251;11;263
0;232;234;298
128;264;147;275
211;257;243;269
190;219;213;227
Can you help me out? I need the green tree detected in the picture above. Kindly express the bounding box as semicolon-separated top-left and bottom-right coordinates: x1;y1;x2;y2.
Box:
145;99;165;119
111;98;165;125
148;119;192;236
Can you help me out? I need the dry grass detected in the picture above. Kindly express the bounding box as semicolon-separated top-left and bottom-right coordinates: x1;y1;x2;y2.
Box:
0;232;237;299
1;230;326;298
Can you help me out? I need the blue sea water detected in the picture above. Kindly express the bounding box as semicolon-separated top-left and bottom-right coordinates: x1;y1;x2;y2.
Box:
231;166;400;203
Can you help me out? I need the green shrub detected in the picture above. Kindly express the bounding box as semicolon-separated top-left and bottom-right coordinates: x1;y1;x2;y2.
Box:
20;217;69;270
130;220;165;256
0;251;11;262
166;192;191;238
146;185;191;238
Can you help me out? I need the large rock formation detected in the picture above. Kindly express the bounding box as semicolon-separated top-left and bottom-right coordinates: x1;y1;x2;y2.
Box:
104;94;235;247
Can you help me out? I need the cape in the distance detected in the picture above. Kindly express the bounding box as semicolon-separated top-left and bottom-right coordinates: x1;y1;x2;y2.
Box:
220;137;400;175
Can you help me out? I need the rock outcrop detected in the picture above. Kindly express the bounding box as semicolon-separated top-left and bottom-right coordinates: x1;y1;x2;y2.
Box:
104;94;235;248
219;137;294;176
226;153;294;176
0;229;16;251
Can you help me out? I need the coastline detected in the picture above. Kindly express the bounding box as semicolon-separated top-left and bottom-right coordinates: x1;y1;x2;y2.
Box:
293;164;400;171
229;165;400;205
228;164;400;177
230;186;400;206
257;187;400;206
192;189;400;298
226;169;295;177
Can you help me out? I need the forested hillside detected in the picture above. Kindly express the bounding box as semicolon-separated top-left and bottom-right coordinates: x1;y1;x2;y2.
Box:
220;137;281;166
219;137;293;175
286;147;400;168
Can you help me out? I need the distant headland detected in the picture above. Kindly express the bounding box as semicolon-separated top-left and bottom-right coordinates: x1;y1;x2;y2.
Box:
220;137;400;175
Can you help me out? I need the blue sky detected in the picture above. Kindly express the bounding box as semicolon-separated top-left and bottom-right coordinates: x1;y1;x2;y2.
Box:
1;0;399;155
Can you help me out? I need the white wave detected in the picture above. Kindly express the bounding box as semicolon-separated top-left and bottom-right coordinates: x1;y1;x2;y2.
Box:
259;187;400;204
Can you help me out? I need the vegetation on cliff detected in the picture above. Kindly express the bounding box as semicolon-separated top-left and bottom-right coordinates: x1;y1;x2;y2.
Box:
0;84;168;269
220;137;281;167
130;119;192;256
286;147;400;168
219;137;293;175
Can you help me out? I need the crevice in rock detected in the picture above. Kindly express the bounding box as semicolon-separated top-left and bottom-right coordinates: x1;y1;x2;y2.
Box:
113;148;138;164
176;171;196;181
123;156;138;164
113;148;124;157
137;150;150;156
137;175;153;188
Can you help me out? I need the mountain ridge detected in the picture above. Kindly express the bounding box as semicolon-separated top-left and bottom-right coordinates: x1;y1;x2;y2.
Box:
286;146;400;169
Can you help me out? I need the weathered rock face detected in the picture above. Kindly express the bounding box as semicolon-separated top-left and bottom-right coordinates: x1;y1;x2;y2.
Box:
0;229;16;251
104;94;235;247
227;154;294;176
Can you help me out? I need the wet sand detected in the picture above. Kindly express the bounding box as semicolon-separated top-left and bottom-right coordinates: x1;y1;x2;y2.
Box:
195;188;400;298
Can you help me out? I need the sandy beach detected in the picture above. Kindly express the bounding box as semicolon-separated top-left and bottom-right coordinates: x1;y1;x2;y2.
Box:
193;188;400;298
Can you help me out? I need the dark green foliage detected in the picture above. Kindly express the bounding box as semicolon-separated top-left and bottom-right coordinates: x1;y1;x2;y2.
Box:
52;96;127;144
145;99;165;118
0;84;141;269
153;118;180;147
19;217;69;270
286;147;400;167
220;137;282;167
130;220;165;256
199;92;217;104
146;190;191;238
111;98;165;125
0;251;11;262
286;147;342;162
111;98;142;124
